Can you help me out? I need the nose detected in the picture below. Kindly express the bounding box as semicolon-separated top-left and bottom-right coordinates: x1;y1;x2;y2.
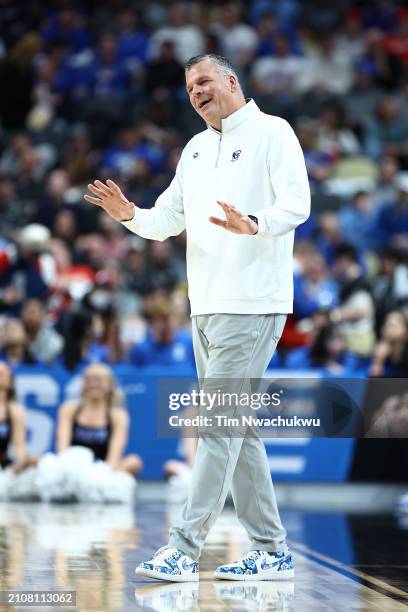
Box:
191;84;203;99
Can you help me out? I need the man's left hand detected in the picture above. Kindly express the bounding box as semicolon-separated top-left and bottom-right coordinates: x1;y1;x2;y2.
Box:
209;201;258;235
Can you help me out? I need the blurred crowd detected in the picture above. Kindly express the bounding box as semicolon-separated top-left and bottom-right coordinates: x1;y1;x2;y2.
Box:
0;0;407;377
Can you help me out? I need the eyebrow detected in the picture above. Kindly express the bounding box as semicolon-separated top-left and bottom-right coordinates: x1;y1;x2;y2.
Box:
186;75;212;92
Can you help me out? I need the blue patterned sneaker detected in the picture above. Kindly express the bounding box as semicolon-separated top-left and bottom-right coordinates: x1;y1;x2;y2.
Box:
214;549;294;581
135;546;199;582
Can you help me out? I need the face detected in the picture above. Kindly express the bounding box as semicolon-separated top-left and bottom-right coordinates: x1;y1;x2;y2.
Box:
4;320;27;347
83;365;113;401
186;60;239;129
383;312;407;342
21;299;44;330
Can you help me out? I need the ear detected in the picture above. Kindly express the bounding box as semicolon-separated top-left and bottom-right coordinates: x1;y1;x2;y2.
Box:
229;74;238;92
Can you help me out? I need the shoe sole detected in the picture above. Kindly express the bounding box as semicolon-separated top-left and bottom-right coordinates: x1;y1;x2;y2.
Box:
214;569;295;581
135;567;199;583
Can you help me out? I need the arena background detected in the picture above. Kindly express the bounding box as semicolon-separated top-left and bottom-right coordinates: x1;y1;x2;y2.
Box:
0;2;408;477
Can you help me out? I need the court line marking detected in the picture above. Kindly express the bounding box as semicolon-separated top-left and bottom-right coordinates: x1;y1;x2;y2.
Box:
291;540;408;599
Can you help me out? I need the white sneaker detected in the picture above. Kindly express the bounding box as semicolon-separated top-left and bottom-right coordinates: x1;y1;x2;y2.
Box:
135;545;199;582
214;549;294;581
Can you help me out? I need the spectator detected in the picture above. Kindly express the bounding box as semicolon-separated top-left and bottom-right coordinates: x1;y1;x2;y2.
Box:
293;252;339;320
286;323;362;374
298;32;354;96
129;299;194;368
370;310;408;377
116;8;149;64
372;247;408;333
331;243;375;357
0;319;37;367
211;3;258;68
365;97;408;162
250;32;304;96
372;172;408;250
148;2;204;65
145;40;185;97
21;299;63;365
59;308;108;371
339;190;379;250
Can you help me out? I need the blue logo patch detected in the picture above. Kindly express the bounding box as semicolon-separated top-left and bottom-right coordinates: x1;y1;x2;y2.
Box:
231;149;242;162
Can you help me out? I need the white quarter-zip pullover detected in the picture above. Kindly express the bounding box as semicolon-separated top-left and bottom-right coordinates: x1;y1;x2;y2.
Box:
122;100;310;315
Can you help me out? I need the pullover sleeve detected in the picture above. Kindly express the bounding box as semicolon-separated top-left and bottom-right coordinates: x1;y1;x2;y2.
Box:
121;152;185;242
254;119;310;238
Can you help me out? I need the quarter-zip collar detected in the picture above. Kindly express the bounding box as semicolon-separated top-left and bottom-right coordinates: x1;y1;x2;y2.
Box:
207;99;260;135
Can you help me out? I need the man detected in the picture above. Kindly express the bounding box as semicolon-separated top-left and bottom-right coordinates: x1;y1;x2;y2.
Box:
84;53;310;582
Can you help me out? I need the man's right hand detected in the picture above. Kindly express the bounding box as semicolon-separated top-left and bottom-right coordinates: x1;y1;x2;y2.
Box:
84;179;135;222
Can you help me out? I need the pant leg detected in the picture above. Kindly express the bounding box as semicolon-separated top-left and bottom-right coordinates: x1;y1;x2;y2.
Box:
230;314;287;552
168;314;287;559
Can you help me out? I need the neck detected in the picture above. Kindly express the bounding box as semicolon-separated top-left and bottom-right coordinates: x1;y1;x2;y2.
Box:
84;397;107;411
6;346;24;361
0;390;8;406
211;96;247;131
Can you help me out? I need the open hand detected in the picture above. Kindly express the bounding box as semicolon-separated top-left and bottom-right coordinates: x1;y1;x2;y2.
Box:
209;201;258;235
84;179;135;222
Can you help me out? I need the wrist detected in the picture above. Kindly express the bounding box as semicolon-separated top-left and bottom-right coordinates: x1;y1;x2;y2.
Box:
120;203;136;223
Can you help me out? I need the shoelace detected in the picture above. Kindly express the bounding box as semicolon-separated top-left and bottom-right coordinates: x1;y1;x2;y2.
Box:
235;551;261;565
152;546;181;565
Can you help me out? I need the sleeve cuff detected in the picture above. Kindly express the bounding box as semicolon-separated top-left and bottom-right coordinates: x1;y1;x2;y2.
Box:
120;206;138;231
252;211;269;237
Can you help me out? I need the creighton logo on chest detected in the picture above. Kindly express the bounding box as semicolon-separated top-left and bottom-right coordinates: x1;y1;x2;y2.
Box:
231;149;242;162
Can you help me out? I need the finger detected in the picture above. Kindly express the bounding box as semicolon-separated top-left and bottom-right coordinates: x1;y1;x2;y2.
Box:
106;179;123;196
209;216;228;227
217;200;235;208
84;195;102;205
88;184;106;197
94;180;113;195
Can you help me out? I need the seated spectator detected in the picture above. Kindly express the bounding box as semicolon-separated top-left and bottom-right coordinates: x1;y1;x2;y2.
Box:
57;363;142;475
41;6;91;54
129;299;194;368
145;240;185;293
286;323;363;374
296;118;334;189
148;2;204;65
331;243;375;357
339;190;379;251
0;319;37;367
369;310;408;377
101;124;164;178
145;40;185;98
0;224;56;310
90;33;132;100
298;32;354;96
373;155;400;207
0;361;29;472
372;172;408;250
211;3;258;68
116;8;149;64
21;299;63;365
316;103;360;158
293;252;339;320
250;32;305;97
59;308;110;371
365;97;408;162
372;247;408;333
254;9;301;57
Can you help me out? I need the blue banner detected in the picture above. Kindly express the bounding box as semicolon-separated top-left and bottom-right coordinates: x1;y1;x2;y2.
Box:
12;365;356;481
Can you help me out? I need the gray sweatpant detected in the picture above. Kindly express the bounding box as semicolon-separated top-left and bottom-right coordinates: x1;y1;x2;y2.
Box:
168;313;288;559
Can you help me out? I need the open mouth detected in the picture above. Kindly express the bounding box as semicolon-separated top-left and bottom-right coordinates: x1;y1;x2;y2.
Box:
198;98;212;110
